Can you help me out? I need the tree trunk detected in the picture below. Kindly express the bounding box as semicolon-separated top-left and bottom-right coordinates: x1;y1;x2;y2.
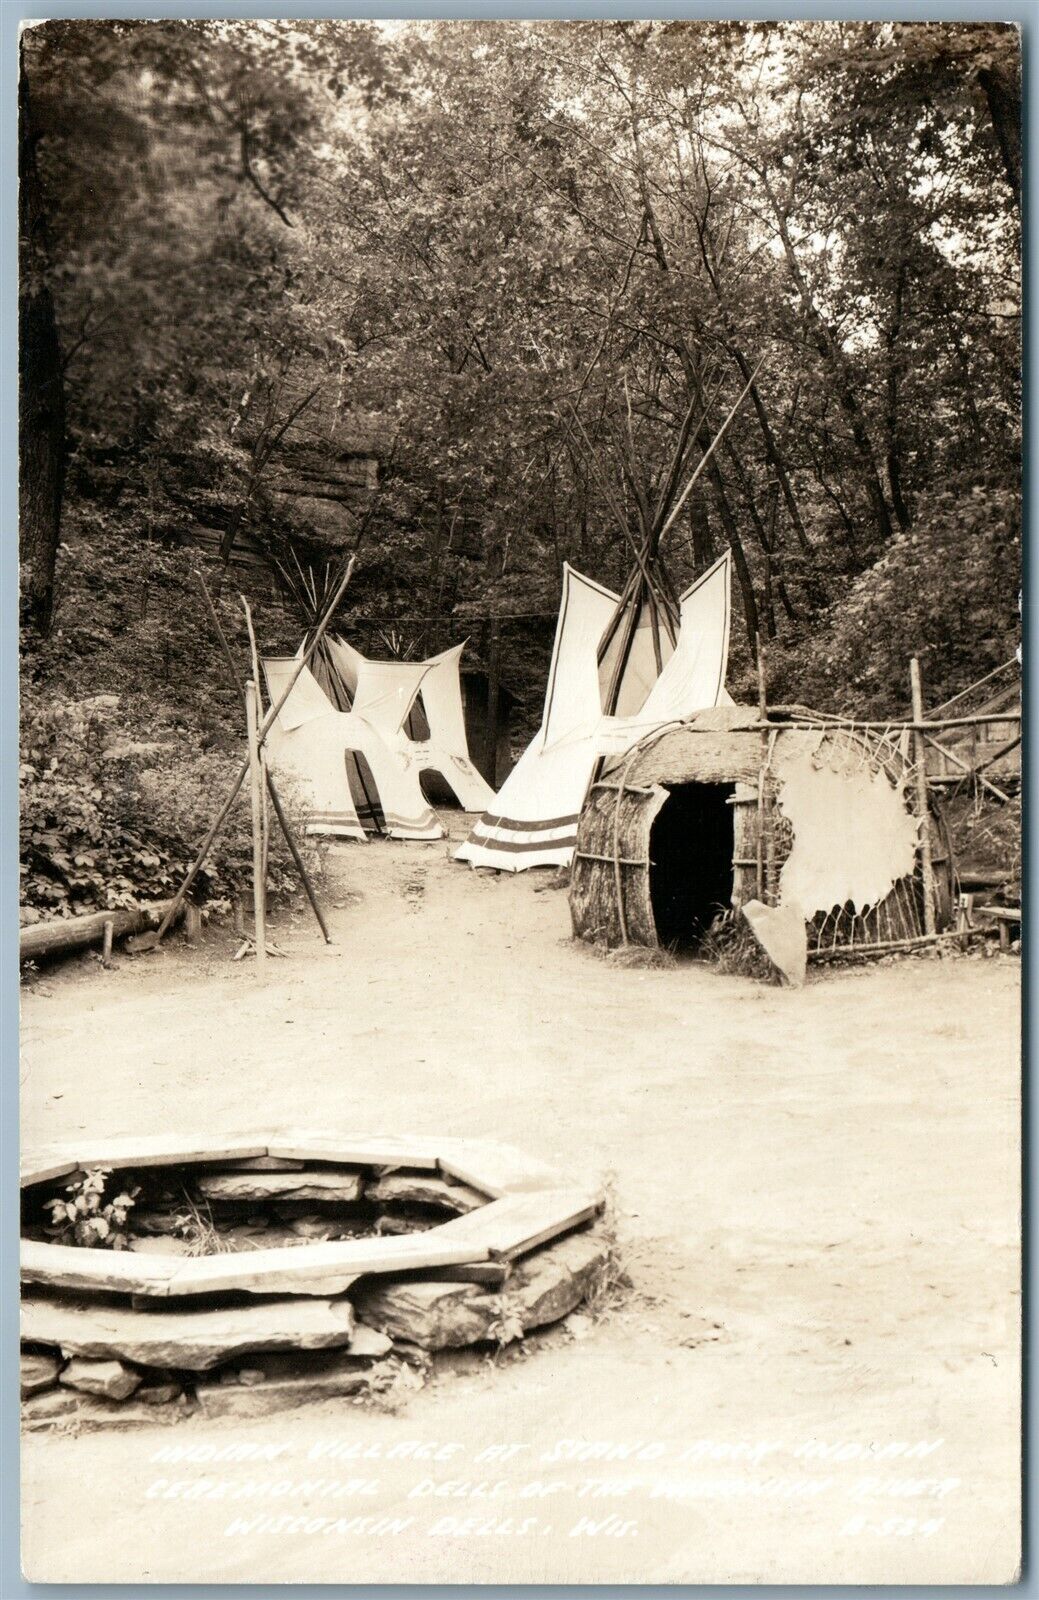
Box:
771;205;896;546
19;59;66;637
485;616;502;790
686;191;814;556
978;61;1021;208
884;259;912;532
722;336;813;556
720;435;811;617
686;490;714;570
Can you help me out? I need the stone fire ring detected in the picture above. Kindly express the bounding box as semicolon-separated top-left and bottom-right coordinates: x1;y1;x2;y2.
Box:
21;1134;608;1429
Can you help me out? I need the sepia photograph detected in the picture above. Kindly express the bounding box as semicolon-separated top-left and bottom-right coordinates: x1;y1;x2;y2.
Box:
16;15;1022;1586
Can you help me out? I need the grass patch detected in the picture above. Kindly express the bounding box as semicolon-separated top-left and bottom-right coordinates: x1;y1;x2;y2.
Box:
699;911;777;982
582;1176;634;1320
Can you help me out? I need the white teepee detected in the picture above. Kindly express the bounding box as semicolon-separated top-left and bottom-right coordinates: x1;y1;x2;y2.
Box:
455;552;732;871
262;637;495;841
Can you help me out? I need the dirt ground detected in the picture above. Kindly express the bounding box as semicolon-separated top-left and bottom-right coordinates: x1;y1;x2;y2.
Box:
20;818;1021;1584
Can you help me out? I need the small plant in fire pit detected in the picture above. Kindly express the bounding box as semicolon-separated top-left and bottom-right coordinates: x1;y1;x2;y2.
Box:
44;1167;140;1250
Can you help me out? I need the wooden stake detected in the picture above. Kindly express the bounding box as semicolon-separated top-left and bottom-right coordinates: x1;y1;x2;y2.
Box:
246;680;267;974
100;917;114;969
910;657;937;936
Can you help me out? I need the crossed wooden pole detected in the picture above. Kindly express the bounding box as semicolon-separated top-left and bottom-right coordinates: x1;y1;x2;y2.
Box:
136;558;355;957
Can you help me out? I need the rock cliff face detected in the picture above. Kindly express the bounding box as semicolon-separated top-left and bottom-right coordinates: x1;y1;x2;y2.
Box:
260;431;380;548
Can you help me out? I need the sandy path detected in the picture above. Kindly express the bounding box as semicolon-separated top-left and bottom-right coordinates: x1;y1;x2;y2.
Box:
20;824;1021;1583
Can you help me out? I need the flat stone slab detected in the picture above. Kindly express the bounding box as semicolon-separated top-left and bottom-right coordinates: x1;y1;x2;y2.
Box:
22;1293;360;1372
364;1174;486;1213
69;1137;268;1172
161;1231;491;1298
353;1281;497;1350
59;1357;141;1400
195;1170;363;1204
266;1134;443;1171
507;1231;607;1330
24;1223;491;1300
194;1355;396;1419
21;1351;61;1397
23;1387;191;1432
20;1156;81;1190
21;1238;181;1297
355;1230;607;1350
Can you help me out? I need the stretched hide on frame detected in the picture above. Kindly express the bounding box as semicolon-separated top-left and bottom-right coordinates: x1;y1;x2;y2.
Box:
775;748;919;916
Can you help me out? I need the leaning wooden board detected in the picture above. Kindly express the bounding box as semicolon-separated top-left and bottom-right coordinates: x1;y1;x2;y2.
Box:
433;1189;604;1260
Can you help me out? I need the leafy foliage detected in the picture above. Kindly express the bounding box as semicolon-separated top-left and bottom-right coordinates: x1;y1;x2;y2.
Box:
783;475;1020;714
44;1168;141;1250
19;674;315;919
19;20;1021;913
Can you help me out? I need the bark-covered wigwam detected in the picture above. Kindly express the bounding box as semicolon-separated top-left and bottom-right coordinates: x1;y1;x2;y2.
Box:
569;704;956;974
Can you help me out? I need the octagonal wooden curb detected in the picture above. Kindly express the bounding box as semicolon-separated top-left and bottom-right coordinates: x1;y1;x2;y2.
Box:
20;1134;604;1299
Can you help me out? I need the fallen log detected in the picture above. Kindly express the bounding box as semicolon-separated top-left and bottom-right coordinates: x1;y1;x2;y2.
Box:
956;868;1018;892
20;901;184;965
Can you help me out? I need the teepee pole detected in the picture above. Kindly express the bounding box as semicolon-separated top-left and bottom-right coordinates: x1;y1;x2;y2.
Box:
657;358;765;546
145;557;355;949
649;366;727;535
245;681;267;975
600;572;648;718
242;598;273;933
195;572;332;944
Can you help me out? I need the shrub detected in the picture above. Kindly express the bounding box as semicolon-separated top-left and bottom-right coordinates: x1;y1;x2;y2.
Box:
19;678;318;921
44;1168;140;1251
776;476;1020;715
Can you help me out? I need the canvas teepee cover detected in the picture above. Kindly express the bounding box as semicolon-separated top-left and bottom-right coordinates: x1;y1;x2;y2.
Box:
262;637;495;841
454;552;732;871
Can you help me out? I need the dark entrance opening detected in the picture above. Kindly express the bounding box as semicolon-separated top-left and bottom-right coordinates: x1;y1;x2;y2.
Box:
649;782;735;950
419;768;461;808
345;750;385;833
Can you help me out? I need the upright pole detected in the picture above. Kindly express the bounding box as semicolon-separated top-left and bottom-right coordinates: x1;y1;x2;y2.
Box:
242;599;271;893
486;616;502;789
910;657;937;936
755;633;774;903
195;572;332;942
148;556;354;948
246;680;267;975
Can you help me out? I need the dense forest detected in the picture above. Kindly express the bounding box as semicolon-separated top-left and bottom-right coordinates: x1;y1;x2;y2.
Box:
19;20;1021;918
